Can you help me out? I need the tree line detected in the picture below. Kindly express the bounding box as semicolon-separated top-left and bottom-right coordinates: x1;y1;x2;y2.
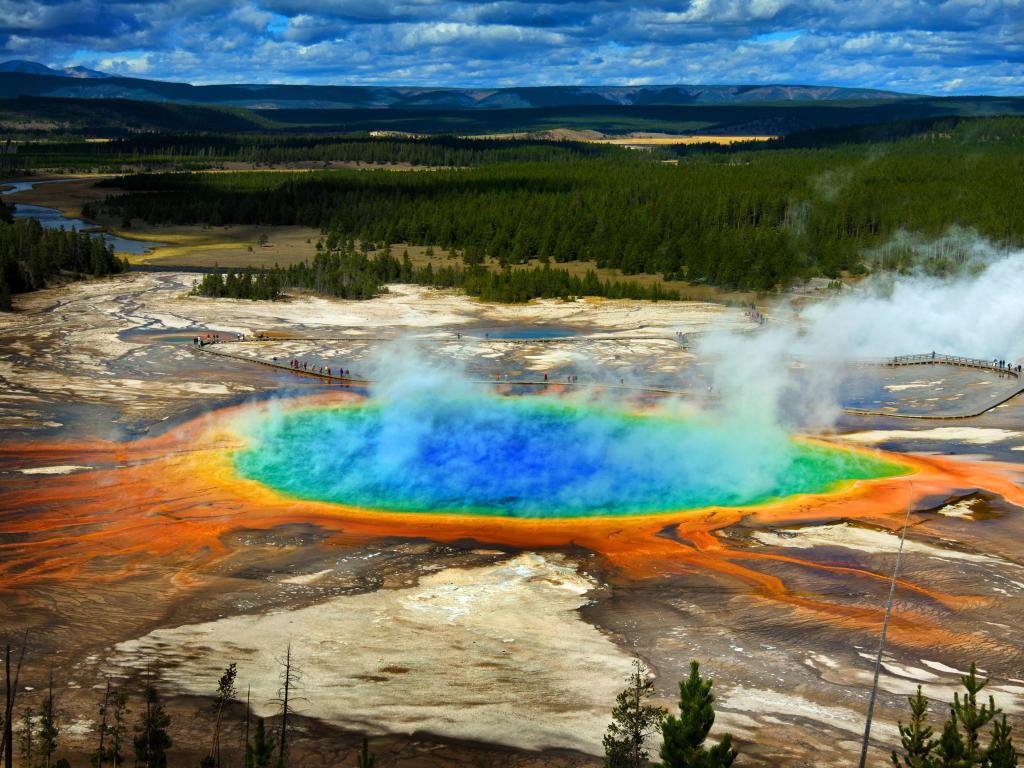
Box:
667;115;1024;156
0;214;129;311
91;117;1024;291
18;135;620;172
604;659;1018;768
190;245;679;304
3;637;1016;768
1;641;305;768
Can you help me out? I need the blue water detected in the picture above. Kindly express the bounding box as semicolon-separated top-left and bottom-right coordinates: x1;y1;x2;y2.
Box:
465;326;580;340
233;396;907;518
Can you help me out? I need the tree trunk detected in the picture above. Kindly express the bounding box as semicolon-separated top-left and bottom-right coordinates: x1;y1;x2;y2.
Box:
97;678;110;768
2;644;10;768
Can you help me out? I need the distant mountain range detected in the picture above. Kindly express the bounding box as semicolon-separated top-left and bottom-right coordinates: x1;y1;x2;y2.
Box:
0;61;910;110
0;59;110;80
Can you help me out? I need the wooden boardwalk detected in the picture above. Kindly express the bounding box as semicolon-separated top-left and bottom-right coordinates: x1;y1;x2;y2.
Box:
189;336;1024;419
844;353;1024;419
191;339;693;396
884;352;1020;378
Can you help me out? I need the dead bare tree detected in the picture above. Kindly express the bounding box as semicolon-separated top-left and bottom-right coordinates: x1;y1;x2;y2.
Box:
37;670;58;768
1;638;26;768
107;686;129;768
242;684;251;761
95;677;112;768
209;663;237;768
273;644;303;768
1;643;10;768
278;645;292;768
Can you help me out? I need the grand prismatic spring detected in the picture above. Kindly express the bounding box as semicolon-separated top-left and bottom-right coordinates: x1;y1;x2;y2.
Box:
2;273;1024;767
232;395;909;517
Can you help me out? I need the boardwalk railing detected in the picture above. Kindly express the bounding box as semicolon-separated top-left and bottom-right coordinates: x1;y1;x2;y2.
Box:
881;353;1020;378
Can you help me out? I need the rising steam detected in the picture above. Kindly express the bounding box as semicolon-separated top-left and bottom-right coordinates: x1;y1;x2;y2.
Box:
700;241;1024;431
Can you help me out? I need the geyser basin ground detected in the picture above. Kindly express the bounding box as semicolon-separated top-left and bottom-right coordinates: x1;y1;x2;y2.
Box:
233;395;909;517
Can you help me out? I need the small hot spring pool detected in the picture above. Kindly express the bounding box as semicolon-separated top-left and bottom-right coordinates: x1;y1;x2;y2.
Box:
463;326;579;340
233;396;908;518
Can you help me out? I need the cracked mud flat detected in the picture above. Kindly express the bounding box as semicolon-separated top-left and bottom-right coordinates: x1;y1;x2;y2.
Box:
3;273;1024;767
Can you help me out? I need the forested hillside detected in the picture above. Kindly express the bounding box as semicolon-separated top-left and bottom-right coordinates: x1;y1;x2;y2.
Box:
92;117;1024;291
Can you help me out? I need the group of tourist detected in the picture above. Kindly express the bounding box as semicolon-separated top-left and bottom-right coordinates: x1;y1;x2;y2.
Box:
491;371;576;384
745;304;767;325
192;332;244;347
192;333;222;347
888;352;1023;376
287;359;353;379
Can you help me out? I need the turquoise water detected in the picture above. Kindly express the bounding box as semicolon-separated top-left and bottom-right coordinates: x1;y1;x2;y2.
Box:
234;397;906;518
465;326;579;340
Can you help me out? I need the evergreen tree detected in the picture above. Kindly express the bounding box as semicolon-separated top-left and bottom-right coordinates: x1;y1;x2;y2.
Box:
0;218;127;309
37;673;58;768
18;706;33;767
938;715;970;767
603;659;666;768
134;682;172;768
988;715;1018;768
91;679;111;768
654;661;736;768
355;737;375;768
892;686;939;768
937;663;1000;766
893;663;1018;768
107;689;129;768
244;719;275;768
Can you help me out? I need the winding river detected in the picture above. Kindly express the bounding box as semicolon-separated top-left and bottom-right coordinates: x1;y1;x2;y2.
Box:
1;178;164;255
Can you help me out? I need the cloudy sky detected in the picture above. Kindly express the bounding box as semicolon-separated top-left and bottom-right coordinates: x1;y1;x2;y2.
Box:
3;0;1022;93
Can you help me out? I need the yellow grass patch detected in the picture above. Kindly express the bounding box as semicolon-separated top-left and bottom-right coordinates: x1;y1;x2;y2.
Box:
116;224;321;267
589;134;777;146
